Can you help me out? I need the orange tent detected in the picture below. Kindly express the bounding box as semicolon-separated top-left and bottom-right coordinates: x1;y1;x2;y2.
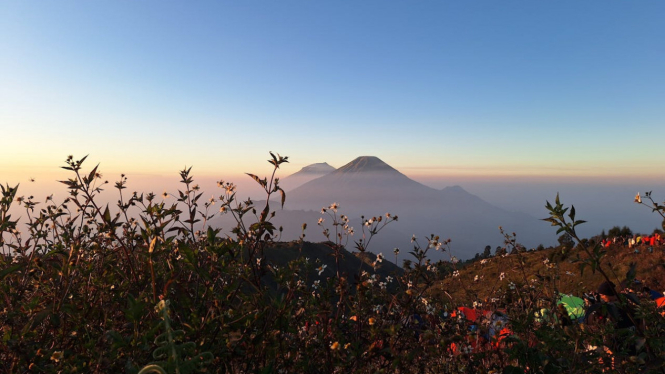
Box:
656;297;665;308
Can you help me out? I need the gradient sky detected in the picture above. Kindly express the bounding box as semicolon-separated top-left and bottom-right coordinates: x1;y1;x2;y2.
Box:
1;1;665;184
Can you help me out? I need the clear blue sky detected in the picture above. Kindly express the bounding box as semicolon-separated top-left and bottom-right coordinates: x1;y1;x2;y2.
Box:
1;0;664;181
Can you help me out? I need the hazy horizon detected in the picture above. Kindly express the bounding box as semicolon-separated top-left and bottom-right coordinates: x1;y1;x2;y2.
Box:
2;1;664;254
5;155;663;259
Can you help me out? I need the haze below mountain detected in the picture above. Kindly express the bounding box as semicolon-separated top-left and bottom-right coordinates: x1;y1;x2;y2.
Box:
285;156;556;259
210;156;560;261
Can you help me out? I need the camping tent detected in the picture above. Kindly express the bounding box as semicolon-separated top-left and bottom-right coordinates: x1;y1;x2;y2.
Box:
656;297;665;308
451;306;492;323
558;293;585;320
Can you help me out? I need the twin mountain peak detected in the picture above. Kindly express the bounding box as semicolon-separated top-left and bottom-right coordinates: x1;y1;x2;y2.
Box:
254;156;554;258
289;156;402;179
269;156;551;257
284;156;460;195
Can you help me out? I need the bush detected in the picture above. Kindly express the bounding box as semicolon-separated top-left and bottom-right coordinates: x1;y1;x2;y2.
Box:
1;155;665;373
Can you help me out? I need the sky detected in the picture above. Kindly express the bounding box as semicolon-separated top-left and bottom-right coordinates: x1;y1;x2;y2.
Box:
1;1;664;235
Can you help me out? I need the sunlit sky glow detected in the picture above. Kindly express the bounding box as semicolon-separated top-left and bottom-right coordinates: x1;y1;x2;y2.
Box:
1;1;664;186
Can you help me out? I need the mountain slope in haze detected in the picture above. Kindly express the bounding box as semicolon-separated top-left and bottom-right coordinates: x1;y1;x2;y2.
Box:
287;156;441;209
280;162;336;191
283;156;555;259
333;156;399;174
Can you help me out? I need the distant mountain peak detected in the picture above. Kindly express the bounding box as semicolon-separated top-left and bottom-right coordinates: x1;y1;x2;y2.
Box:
280;162;336;191
336;156;397;174
295;162;335;174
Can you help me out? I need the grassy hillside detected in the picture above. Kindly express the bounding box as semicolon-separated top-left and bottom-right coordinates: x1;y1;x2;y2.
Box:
432;243;665;305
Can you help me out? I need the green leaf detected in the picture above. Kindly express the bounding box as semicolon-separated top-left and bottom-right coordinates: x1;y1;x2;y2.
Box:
278;188;286;208
88;164;100;184
246;173;267;188
27;308;51;332
573;220;586;227
0;263;26;280
103;204;111;223
125;295;147;322
207;226;216;244
180;244;196;265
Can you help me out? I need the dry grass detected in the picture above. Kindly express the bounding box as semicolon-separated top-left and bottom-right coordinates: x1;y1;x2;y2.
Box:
432;244;665;305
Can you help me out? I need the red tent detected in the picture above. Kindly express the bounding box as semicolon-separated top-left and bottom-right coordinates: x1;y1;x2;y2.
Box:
656;297;665;308
451;307;490;322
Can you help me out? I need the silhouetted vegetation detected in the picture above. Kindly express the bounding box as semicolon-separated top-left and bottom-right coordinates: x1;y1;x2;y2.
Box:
2;154;665;373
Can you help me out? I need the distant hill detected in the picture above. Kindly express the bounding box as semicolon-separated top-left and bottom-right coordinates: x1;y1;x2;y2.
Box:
262;241;403;291
280;162;336;191
207;205;409;256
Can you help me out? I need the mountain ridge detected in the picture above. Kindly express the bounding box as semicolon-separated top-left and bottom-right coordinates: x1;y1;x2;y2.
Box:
279;162;336;191
333;156;400;174
275;156;555;259
292;162;335;175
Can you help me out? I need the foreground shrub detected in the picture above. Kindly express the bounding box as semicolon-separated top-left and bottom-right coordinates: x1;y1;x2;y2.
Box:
0;154;664;373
